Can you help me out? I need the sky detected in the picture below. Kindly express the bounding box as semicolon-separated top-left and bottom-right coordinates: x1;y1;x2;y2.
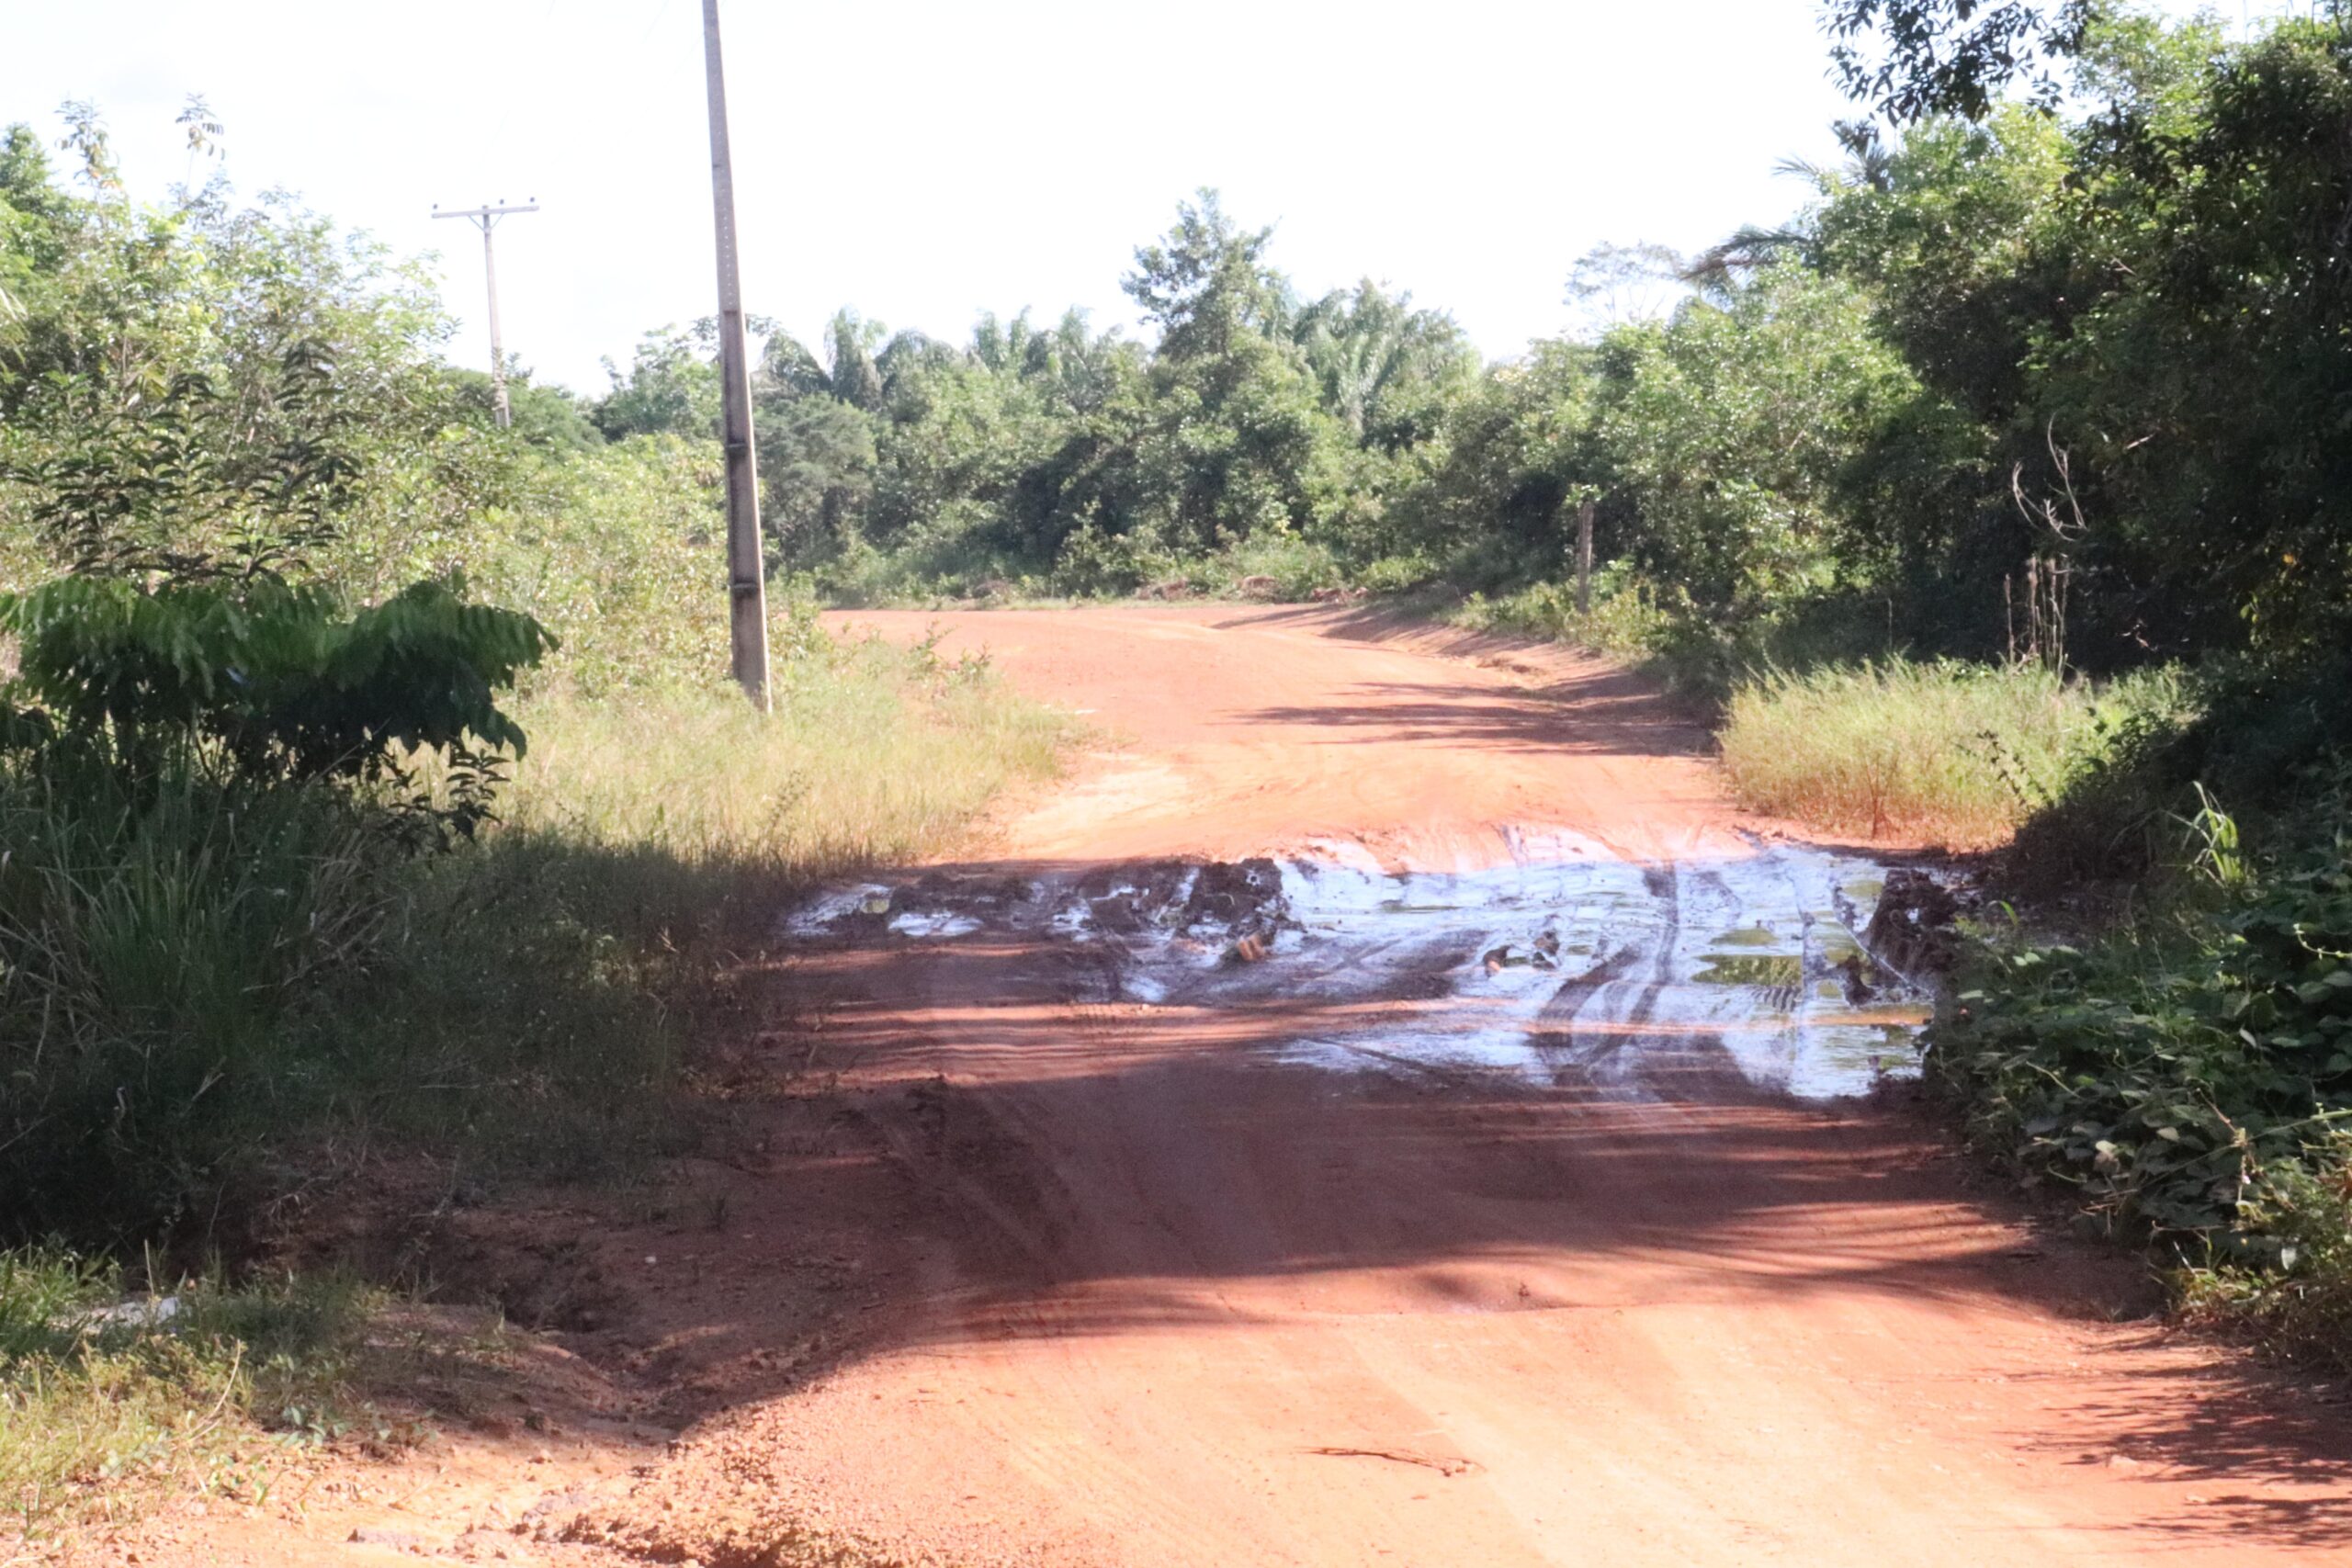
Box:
0;1;2230;396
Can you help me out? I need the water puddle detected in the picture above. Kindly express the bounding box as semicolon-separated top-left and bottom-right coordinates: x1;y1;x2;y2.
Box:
780;831;1942;1100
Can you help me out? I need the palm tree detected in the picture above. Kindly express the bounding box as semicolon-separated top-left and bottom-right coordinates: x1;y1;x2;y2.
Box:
1683;122;1891;295
1291;281;1476;444
759;309;945;412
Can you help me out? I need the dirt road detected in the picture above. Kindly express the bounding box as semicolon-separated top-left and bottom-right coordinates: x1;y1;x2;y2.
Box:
567;604;2340;1568
155;605;2350;1567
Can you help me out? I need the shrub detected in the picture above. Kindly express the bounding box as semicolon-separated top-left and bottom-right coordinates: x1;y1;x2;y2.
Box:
1199;533;1343;599
2178;1131;2352;1371
1;573;550;832
1931;785;2352;1258
1451;568;1681;668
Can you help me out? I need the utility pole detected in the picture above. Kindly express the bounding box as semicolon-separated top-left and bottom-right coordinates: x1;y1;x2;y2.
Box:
432;199;539;428
703;0;771;710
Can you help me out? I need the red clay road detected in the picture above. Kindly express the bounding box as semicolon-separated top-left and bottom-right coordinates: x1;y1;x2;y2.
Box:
598;604;2347;1567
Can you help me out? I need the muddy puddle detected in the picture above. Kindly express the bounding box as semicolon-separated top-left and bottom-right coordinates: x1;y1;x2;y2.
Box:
782;832;1939;1100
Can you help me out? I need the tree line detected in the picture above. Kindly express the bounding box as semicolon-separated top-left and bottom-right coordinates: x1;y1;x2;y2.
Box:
10;3;2350;692
562;7;2343;693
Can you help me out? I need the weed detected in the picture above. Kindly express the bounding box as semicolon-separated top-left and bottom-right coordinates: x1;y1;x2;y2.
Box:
0;1248;367;1547
1930;773;2352;1268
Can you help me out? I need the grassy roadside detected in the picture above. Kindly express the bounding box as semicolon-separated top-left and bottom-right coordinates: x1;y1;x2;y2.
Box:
1719;660;2188;849
2;1256;378;1540
0;629;1073;1549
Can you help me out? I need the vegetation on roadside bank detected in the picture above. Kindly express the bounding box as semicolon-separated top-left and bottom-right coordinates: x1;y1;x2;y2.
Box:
1903;647;2352;1370
1697;635;2352;1371
1719;661;2187;849
1;1254;383;1537
0;109;1069;1543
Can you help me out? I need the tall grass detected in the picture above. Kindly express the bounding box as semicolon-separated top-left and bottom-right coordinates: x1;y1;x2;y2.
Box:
503;637;1070;880
0;758;395;1247
0;633;1070;1249
0;632;1071;1541
1719;660;2187;847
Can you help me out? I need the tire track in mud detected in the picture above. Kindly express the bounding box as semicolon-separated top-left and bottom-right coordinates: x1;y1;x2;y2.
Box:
1524;861;1681;1092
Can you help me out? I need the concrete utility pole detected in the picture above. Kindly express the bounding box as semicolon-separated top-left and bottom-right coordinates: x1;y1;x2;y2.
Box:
432;199;539;428
703;0;771;710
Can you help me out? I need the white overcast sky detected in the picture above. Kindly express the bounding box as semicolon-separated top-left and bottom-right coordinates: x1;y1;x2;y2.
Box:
0;0;2251;395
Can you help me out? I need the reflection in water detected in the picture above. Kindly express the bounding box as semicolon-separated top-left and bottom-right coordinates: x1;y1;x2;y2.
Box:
780;830;1937;1101
1244;834;1932;1100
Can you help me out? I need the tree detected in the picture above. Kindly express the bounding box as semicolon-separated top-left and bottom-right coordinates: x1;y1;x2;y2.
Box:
758;395;876;568
1563;242;1688;337
1397;340;1607;581
1109;192;1348;557
1124;189;1293;364
592;324;722;441
1823;0;2098;122
447;366;604;453
1801;12;2352;660
1291;281;1477;450
1595;265;1926;620
0;107;457;593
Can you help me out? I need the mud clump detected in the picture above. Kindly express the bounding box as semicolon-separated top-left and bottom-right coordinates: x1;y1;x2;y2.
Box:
830;873;1035;938
1075;859;1193;931
1185;858;1285;928
1862;868;1962;979
1073;857;1297;948
910;870;1032;907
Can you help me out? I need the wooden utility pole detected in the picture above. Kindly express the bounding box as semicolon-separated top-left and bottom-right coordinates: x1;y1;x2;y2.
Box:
703;0;771;710
1575;498;1596;616
431;200;538;428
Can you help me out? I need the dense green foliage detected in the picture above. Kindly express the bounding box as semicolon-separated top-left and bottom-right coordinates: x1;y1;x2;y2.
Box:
0;104;1066;1275
1939;803;2352;1248
1;576;549;826
1920;752;2352;1371
590;191;1472;600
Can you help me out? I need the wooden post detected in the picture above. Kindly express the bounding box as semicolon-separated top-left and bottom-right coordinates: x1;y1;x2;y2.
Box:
703;0;771;711
1575;498;1595;617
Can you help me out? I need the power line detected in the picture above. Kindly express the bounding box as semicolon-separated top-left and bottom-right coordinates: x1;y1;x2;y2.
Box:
431;198;540;427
